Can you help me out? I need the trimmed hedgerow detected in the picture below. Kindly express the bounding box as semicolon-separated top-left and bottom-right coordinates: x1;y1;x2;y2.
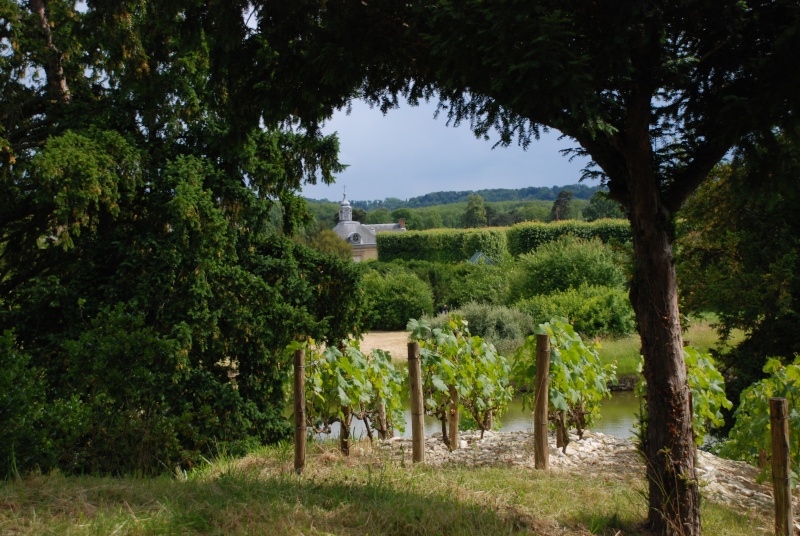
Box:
506;219;630;256
377;228;508;263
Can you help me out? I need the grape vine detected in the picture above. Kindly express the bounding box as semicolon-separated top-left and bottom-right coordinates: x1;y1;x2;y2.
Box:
515;318;617;440
408;316;513;444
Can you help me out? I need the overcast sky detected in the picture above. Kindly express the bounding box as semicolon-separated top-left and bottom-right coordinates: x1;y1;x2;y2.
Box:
300;99;595;202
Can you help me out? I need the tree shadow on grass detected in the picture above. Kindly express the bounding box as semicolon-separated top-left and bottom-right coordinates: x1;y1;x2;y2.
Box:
2;471;559;535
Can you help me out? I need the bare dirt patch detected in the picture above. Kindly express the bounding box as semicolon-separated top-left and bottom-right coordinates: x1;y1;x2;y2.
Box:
359;331;410;361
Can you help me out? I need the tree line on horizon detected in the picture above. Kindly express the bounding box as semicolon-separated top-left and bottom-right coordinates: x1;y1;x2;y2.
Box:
305;182;603;210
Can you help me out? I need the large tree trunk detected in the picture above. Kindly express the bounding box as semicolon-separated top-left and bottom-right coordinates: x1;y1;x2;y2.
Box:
628;162;699;534
29;0;71;103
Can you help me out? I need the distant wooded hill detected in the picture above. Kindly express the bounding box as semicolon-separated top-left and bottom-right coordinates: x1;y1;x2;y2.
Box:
305;183;602;210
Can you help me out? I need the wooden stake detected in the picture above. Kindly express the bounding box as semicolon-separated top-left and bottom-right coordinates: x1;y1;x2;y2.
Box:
340;405;351;456
769;397;793;536
556;410;568;452
534;333;550;470
293;349;306;474
408;341;425;463
448;384;460;451
376;401;388;440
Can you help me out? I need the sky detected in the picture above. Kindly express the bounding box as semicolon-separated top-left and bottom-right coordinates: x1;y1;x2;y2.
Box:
300;99;595;203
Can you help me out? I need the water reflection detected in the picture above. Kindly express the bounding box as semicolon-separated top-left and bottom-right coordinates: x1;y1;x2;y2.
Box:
319;390;641;441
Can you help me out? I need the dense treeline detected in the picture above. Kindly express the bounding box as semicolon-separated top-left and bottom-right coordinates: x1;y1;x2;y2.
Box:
0;1;364;476
304;191;618;233
334;183;603;210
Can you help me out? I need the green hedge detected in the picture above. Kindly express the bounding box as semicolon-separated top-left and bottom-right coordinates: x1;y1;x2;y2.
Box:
362;269;434;330
506;219;630;256
377;228;509;263
515;284;635;337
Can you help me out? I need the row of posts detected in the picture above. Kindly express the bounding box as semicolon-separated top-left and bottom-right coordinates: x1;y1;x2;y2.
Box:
291;339;795;536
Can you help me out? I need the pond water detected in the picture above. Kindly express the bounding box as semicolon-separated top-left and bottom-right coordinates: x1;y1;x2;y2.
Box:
316;390;641;441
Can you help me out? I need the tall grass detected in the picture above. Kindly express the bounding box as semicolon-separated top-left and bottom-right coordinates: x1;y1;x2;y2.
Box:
597;316;745;378
0;440;769;535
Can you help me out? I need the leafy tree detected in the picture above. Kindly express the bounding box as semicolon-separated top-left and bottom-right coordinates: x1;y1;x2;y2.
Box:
548;190;574;222
390;208;424;230
364;207;394;224
583;191;623;222
461;194;488;228
362;268;434;330
307;229;354;261
677;135;800;403
286;2;800;529
0;0;364;474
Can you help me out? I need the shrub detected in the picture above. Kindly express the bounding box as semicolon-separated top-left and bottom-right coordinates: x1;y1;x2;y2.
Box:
362;268;434;330
509;236;626;302
515;284;635;338
506;219;631;256
427;303;535;355
368;259;510;309
447;261;511;307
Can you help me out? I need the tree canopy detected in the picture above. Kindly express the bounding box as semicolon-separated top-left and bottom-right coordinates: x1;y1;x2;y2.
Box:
281;1;800;531
0;0;364;475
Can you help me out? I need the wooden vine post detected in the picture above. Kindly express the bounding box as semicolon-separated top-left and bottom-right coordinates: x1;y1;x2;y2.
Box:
293;349;306;474
556;410;568;451
408;341;425;463
340;406;351;456
448;384;460;451
769;397;793;536
534;333;550;470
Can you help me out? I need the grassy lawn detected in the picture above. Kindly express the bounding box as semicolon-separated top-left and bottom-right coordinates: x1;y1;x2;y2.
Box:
597;316;745;378
0;441;769;535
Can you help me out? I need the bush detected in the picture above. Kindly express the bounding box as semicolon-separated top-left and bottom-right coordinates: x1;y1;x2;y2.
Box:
509;236;626;302
377;228;508;263
427;303;535;355
362;268;434;330
506;219;631;256
515;284;635;337
1;331;49;476
447;261;511;307
368;259;510;309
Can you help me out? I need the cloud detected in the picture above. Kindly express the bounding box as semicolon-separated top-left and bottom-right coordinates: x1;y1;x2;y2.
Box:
302;99;593;202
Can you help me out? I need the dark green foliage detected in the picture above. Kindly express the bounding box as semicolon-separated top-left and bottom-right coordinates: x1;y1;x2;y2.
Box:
461;194;488;228
397;184;602;208
677;134;800;404
509;237;626;302
548;190;574;221
362;268;434;331
369;259;510;310
515;285;635;338
0;331;50;476
0;1;364;476
377;228;509;263
506;220;631;256
583;192;623;221
390;208;424;230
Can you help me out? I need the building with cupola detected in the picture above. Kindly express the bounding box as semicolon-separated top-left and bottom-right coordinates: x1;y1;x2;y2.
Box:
332;192;406;262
